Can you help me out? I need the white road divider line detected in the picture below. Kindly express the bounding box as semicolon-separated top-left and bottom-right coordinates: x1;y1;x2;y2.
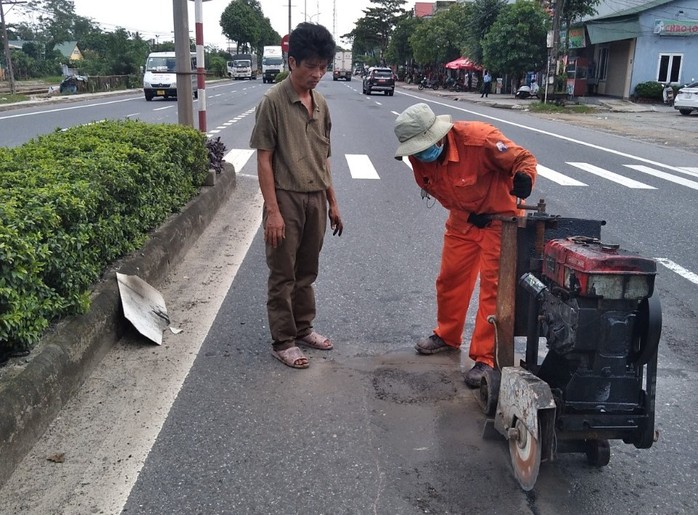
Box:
536;164;587;186
567;162;655;189
346;154;380;179
655;258;698;286
625;165;698;190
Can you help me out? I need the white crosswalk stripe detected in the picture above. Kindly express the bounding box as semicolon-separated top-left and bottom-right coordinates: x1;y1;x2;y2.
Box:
224;150;698;192
625;165;698;190
536;164;587;186
224;149;255;174
346;154;380;179
678;167;698;178
567;162;656;189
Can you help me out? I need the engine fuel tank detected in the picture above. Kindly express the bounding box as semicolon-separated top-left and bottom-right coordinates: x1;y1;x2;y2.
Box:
543;236;656;300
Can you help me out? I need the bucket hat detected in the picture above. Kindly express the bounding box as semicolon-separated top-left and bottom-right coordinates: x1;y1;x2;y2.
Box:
394;103;453;158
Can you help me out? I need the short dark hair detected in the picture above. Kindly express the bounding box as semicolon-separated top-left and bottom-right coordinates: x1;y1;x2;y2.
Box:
288;22;335;66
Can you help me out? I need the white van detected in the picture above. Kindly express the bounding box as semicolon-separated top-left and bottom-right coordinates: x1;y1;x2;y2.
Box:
143;51;198;101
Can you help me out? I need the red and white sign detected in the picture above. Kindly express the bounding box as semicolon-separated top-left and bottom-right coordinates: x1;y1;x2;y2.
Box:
281;34;289;53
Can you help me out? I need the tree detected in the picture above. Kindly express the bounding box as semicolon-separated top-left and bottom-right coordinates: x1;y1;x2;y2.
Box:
23;0;98;46
384;14;421;67
409;3;471;66
463;0;507;65
481;1;549;82
220;0;265;53
343;0;407;65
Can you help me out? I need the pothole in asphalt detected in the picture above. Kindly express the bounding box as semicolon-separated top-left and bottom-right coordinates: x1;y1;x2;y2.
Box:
372;367;459;404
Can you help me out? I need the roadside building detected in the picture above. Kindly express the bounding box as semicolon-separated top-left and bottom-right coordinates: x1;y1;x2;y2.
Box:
54;41;83;62
565;0;698;98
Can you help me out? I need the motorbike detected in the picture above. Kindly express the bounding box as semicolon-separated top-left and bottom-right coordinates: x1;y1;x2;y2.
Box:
662;83;674;106
418;77;439;91
515;79;540;99
445;77;464;92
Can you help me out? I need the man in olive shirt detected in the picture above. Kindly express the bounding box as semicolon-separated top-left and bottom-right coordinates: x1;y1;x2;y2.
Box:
250;22;343;369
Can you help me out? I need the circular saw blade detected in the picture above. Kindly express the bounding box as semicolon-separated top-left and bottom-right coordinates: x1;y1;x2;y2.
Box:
509;419;541;491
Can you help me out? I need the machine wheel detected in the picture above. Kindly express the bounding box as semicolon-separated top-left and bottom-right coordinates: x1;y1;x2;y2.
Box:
418;84;424;90
144;92;154;101
509;418;541;491
477;367;501;416
388;90;394;96
585;439;610;467
679;109;692;116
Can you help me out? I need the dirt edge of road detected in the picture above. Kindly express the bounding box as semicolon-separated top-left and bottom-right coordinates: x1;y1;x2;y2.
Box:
0;165;236;488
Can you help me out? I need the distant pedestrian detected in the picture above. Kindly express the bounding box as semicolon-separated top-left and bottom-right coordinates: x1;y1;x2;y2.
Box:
249;22;343;369
481;70;492;97
467;72;472;91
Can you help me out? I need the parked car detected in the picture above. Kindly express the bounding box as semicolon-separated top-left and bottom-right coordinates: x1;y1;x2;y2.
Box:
362;67;395;96
674;81;698;115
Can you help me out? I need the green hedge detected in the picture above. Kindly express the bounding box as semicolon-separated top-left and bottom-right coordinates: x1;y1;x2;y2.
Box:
0;120;209;356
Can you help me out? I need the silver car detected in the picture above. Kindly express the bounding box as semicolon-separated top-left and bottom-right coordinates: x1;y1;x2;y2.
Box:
674;81;698;115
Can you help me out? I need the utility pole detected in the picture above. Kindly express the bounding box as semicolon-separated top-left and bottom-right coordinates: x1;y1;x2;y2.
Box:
545;0;563;104
0;0;25;95
173;0;193;127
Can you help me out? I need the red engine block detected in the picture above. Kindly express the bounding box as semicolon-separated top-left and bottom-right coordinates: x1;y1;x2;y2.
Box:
542;236;657;300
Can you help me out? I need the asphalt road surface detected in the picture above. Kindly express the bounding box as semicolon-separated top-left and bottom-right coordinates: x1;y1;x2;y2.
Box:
1;77;697;514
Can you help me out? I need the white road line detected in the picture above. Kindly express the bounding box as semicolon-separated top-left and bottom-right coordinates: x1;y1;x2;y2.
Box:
125;113;140;118
536;164;587;186
567;162;655;189
346;154;380;179
154;105;174;111
401;156;413;170
0;97;138;120
224;148;256;173
208;129;221;134
625;165;698;191
655;258;698;286
678;167;698;178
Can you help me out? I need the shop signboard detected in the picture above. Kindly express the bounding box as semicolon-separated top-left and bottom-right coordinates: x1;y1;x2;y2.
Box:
654;19;698;36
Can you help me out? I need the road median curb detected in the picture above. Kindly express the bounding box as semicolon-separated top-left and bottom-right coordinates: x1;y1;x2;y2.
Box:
0;163;237;487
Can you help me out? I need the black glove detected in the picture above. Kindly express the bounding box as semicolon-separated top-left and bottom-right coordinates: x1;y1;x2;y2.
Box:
510;172;532;199
468;213;493;229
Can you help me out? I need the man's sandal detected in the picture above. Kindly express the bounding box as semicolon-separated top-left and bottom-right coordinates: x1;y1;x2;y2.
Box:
271;346;309;369
296;331;333;350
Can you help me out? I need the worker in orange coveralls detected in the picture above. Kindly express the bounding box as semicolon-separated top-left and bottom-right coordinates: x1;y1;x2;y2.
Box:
393;103;537;387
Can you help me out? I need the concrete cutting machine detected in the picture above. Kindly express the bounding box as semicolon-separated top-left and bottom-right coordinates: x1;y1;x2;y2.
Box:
480;200;662;491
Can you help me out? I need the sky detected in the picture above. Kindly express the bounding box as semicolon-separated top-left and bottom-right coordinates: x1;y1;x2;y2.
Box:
58;0;403;50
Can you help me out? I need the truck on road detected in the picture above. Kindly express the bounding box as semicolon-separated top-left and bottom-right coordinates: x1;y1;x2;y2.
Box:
333;51;352;81
227;53;258;80
262;46;284;84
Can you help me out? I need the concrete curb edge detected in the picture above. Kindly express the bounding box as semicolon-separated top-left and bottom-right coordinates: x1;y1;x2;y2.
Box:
0;163;237;487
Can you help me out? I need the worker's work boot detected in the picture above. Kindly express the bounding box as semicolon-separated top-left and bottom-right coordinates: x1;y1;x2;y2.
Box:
464;362;493;388
415;334;459;355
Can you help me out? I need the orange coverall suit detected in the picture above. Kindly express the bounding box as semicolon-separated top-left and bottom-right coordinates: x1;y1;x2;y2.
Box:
409;121;537;367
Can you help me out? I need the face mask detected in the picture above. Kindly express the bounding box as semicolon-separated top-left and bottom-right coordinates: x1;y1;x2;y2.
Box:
414;143;443;163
